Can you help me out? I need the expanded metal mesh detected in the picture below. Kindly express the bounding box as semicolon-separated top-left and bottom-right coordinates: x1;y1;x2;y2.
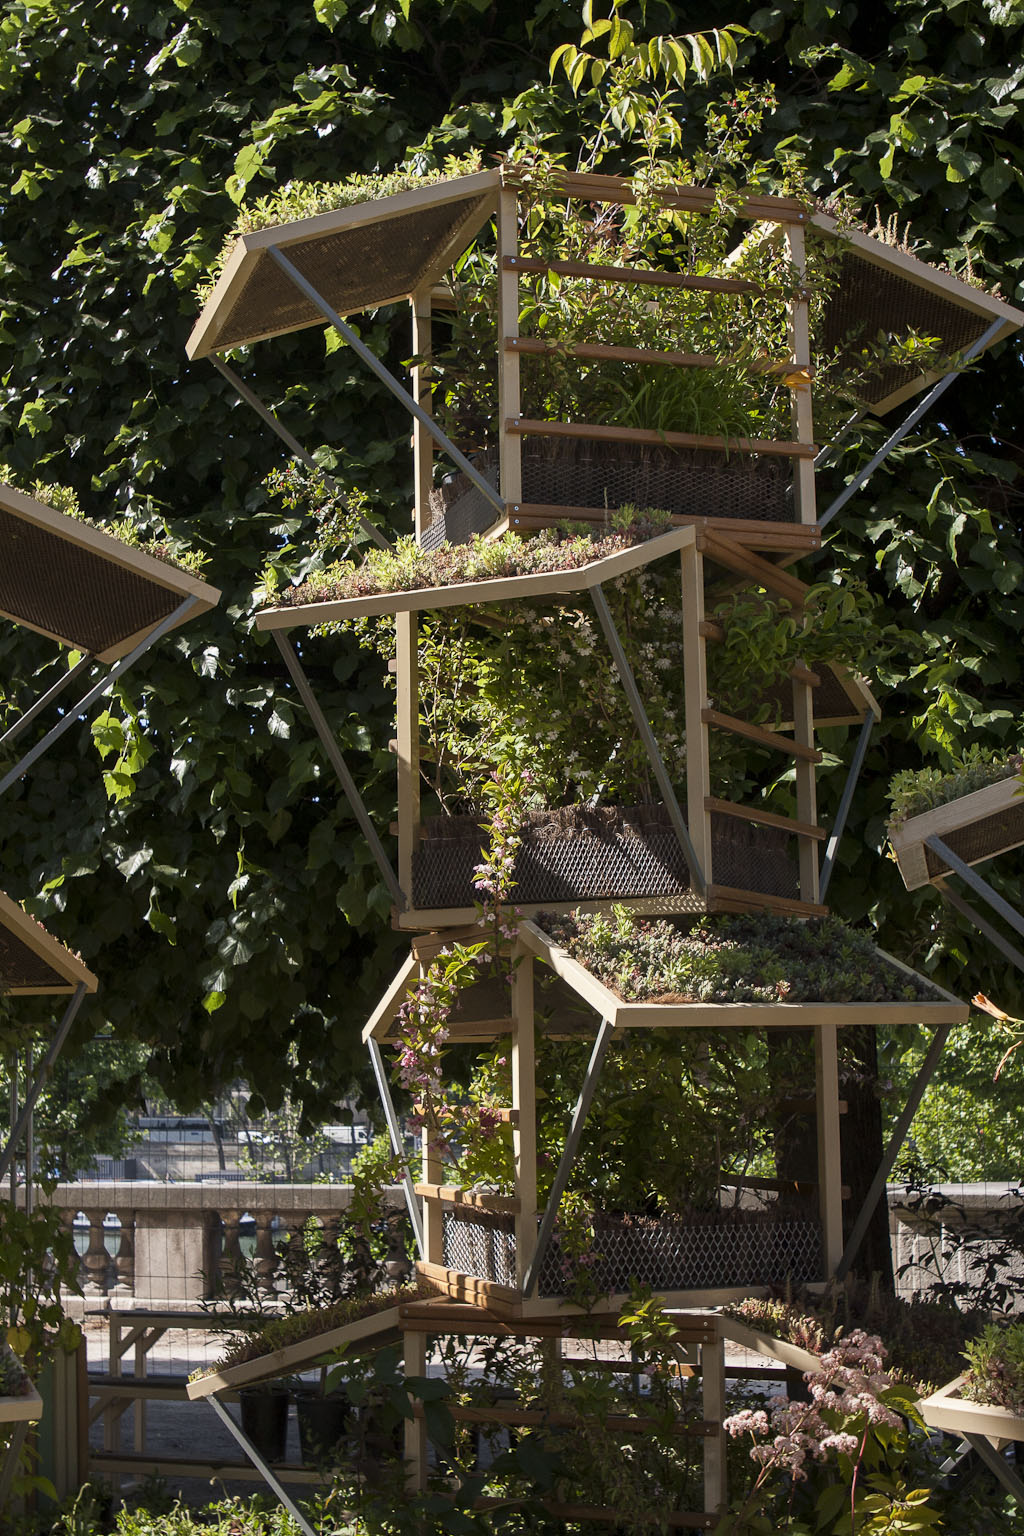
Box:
412;805;799;909
923;800;1024;877
749;664;860;728
213;196;490;351
442;1208;517;1289
440;1209;822;1295
425;442;791;546
0;923;67;992
821;252;990;409
0;509;181;658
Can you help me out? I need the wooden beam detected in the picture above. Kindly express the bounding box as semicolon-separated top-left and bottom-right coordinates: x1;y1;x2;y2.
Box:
705;796;825;841
414;1185;521;1214
698;531;808;605
701;708;821;762
506;417;816;459
501;254;759;294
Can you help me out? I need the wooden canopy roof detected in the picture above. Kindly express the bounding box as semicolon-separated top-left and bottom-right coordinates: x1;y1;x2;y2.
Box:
0;891;98;997
811;214;1024;415
0;483;221;663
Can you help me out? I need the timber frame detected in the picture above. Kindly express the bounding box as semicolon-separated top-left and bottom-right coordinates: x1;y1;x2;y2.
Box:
919;1373;1024;1505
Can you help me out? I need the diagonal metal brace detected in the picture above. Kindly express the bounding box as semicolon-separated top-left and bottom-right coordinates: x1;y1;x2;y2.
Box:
209;357;390;552
0;595;201;801
589;583;705;897
207;1395;318;1536
834;1017;953;1282
0;983;87;1184
819;709;874;902
926;835;1024;946
523;1017;616;1296
936;878;1024;976
369;1037;425;1258
272;632;405;908
819;318;1005;531
0;655;94;749
963;1431;1024;1503
266;245;504;517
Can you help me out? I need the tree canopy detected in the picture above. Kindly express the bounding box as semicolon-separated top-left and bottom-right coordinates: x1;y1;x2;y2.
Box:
2;0;1024;1148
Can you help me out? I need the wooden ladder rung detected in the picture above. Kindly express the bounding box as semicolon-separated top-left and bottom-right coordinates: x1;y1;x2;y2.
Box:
706;796;825;840
708;885;829;918
501;253;759;294
701;708;820;762
505;417;817;460
505;337;814;382
698;531;809;605
414;1184;521;1213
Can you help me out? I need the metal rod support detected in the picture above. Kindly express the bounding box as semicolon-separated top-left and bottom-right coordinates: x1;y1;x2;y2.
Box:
835;1018;953;1281
963;1432;1024;1504
819;710;875;902
369;1037;425;1258
819;319;1005;530
936;879;1024;975
0;984;87;1184
523;1017;616;1296
926;835;1024;945
590;583;705;896
207;1396;318;1536
0;596;201;801
272;632;405;909
209;357;390;551
266;244;504;517
0;655;94;748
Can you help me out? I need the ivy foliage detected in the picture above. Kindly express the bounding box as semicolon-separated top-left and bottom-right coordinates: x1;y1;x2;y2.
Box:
2;0;1024;1157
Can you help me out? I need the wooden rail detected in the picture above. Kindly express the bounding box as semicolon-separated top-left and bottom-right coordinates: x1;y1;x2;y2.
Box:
501;253;759;293
506;417;816;459
702;708;821;762
705;795;825;840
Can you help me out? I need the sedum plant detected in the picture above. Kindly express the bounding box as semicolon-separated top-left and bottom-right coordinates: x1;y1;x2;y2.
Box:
887;748;1024;828
962;1320;1024;1415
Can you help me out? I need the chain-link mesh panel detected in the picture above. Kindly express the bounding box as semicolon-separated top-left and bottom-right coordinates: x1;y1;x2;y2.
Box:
0;509;182;657
442;1209;517;1289
923;799;1024;878
821;252;991;410
213;195;491;350
0;922;68;991
426;443;791;545
412;806;798;909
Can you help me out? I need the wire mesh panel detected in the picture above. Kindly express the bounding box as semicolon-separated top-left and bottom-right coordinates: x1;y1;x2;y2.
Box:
923;801;1024;877
442;1209;517;1289
412;805;799;909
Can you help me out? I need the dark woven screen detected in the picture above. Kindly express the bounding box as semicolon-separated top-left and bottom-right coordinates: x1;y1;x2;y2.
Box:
751;664;862;727
412;804;799;909
213;195;490;350
822;252;991;409
0;509;181;656
0;923;66;992
924;800;1024;877
425;442;791;546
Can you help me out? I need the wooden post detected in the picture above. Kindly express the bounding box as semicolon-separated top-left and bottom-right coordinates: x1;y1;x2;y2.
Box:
815;1022;843;1275
511;951;537;1288
681;544;713;893
403;1326;428;1490
785;223;817;525
792;671;820;902
701;1329;727;1515
411;289;433;540
421;958;444;1267
395;611;420;905
497;185;522;506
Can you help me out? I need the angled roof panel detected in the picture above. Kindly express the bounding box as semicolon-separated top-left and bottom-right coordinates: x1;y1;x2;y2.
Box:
0;891;99;996
813;215;1024;415
186;170;501;359
0;483;221;663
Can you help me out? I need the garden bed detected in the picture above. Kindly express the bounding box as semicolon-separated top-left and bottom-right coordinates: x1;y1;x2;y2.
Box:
889;774;1024;890
411;803;798;911
919;1372;1024;1442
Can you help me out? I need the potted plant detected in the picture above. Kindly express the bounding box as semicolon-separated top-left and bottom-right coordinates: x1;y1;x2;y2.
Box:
920;1320;1024;1448
238;1379;291;1464
888;750;1024;889
292;1361;352;1466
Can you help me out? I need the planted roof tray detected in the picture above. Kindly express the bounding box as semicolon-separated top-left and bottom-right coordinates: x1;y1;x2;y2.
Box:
0;890;98;997
890;774;1024;891
0;483;220;663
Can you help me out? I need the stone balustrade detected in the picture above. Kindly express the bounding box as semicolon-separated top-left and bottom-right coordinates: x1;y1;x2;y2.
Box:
18;1182;407;1305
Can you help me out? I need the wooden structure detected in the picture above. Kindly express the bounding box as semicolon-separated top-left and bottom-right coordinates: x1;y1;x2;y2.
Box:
920;1373;1024;1504
0;1343;44;1508
185;161;1018;1524
891;774;1024;892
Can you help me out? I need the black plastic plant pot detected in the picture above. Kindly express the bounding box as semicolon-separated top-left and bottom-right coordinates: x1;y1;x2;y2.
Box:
294;1385;352;1464
239;1383;290;1464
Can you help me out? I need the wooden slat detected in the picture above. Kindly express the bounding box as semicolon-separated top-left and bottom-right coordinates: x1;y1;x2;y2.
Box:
185;1303;407;1399
699;619;725;642
698;531;809;605
707;884;829;918
506;417;816;459
410;925;488;962
791;663;821;687
505;336;812;379
702;708;821;762
414;1184;520;1214
415;1260;522;1308
502;253;759;293
499;507;819;554
705;796;825;841
505;168;809;222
